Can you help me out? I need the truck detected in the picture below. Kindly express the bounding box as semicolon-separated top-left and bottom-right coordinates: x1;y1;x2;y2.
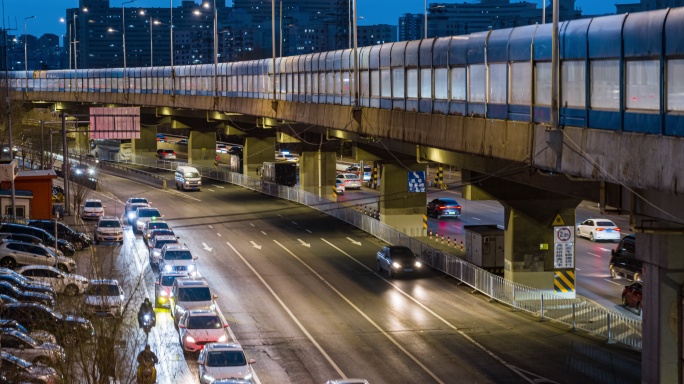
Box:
262;162;297;187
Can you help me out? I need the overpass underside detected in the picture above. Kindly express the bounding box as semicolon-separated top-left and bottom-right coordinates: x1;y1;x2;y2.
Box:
19;90;684;383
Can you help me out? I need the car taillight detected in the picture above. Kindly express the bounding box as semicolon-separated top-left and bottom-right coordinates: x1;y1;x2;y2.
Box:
596;228;605;231
439;205;445;210
456;205;462;210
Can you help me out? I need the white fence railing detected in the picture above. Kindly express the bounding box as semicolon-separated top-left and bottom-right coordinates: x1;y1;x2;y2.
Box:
118;155;643;351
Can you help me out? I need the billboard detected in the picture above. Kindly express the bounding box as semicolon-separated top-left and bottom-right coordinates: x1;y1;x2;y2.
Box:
89;107;141;139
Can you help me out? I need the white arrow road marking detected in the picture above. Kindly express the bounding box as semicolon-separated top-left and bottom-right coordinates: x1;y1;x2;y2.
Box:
212;184;225;189
250;241;262;250
346;237;361;246
202;243;213;252
298;239;311;247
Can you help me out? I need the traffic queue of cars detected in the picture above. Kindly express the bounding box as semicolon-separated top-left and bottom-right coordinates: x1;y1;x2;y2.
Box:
0;219;97;383
122;197;257;383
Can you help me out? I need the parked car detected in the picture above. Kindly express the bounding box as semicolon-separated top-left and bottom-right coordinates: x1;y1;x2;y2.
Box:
178;309;229;353
622;281;643;315
336;173;362;189
0;351;62;384
159;244;197;275
426;198;462;219
0;267;52;291
170;277;216;326
93;216;124;244
0;241;75;273
83;280;125;318
376;245;424;278
154;271;189;308
610;234;642;281
157;149;177;160
216;144;228;153
335;179;345;195
133;207;163;233
0;303;93;346
0;272;56;298
0;224;75;256
345;164;372;182
16;265;90;296
0;320;56;345
0;281;54;308
81;199;105;220
27;220;92;251
576;218;621;242
125;197;151;223
0;328;65;366
197;343;255;384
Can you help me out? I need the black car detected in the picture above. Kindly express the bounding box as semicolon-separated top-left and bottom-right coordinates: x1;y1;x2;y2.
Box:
426;198;462;219
0;273;55;298
376;245;424;278
0;224;75;256
0;282;54;308
27;220;92;251
0;303;94;346
70;163;95;178
610;234;642;281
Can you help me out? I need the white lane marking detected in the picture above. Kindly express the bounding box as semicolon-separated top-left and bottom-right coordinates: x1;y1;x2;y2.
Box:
250;223;255;227
588;253;602;258
321;238;556;384
212;184;225;189
599;247;612;252
261;231;267;236
249;241;262;250
277;214;283;218
291;221;298;225
208;225;213;229
488;210;498;213
217;233;222;237
161;189;201;202
276;240;445;384
575;268;581;271
604;279;624;286
472;217;481;221
305;229;312;234
207;189;215;192
225;241;345;379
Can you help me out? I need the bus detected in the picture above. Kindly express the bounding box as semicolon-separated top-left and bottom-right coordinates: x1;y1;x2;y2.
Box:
90;139;132;162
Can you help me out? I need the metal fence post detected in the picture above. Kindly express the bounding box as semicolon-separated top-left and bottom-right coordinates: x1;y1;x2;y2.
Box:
540;294;545;322
571;302;576;332
607;313;615;344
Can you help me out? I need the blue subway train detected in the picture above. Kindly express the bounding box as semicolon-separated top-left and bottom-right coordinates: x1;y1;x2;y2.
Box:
7;7;684;136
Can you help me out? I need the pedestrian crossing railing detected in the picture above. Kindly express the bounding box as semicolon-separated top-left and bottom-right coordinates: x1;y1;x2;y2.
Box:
121;154;643;351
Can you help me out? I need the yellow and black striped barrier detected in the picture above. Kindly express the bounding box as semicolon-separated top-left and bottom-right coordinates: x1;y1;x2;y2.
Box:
554;270;575;293
422;214;427;230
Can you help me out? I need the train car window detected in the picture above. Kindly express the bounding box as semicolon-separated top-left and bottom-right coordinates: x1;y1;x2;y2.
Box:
488;64;507;104
590;60;619;110
667;59;684;112
626;60;659;110
451;67;466;101
562;61;586;108
534;62;551;106
469;64;486;103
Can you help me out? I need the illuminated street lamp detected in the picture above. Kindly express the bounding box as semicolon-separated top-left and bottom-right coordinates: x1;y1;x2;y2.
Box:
59;18;71;69
139;10;161;67
23;16;35;91
195;1;218;96
122;0;136;91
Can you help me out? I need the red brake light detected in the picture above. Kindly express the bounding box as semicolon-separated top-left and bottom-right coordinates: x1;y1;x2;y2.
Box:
596;228;605;232
456;205;462;210
439;205;445;209
616;228;621;232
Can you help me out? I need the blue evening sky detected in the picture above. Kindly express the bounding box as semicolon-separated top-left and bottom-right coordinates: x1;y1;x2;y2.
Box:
5;0;624;40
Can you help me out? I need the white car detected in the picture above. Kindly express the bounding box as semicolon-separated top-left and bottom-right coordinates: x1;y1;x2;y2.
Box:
576;218;621;242
125;197;150;224
0;328;65;366
335;179;345;195
336;173;362;189
83;280;125;318
133;207;163;233
178;309;229;353
197;342;255;384
94;216;124;244
149;235;179;268
16;265;90;296
159;244;198;275
81;199;105;220
216;144;228;153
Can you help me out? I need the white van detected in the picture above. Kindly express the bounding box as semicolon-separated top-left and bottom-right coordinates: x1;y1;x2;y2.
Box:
175;166;202;191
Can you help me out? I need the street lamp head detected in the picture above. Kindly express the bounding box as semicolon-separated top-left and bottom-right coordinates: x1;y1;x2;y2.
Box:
139;10;145;15
107;28;118;33
203;2;210;9
83;8;88;12
59;17;65;23
193;10;202;15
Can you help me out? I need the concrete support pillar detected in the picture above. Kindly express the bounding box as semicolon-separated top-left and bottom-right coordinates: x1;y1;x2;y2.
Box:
188;131;215;166
379;163;427;236
352;144;382;163
300;151;337;200
243;136;275;177
132;126;157;156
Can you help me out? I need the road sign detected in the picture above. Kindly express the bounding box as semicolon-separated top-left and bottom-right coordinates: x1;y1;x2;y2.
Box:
552;213;566;226
553;226;574;269
408;171;426;193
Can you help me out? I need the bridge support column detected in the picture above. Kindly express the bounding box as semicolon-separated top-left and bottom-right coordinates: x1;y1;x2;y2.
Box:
132;126;157;157
379;163;427;236
629;189;684;383
188;131;215;166
300;151;336;199
243;136;275;177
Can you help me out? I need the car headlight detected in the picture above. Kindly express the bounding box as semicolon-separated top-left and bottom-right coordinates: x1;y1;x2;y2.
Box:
127;212;136;219
202;374;215;383
163;265;172;272
244;373;253;380
187;264;195;271
152;250;161;257
392;262;401;269
217;334;227;342
415;261;422;268
185;335;195;343
159;290;168;297
210;304;216;311
136;220;143;226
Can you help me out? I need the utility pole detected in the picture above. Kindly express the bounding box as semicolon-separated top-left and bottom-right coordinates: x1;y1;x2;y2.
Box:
1;1;17;218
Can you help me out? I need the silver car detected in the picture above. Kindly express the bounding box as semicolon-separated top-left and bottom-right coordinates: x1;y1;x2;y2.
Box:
0;241;55;269
83;280;125;318
149;235;179;268
336;173;362;189
0;328;65;366
16;265;90;296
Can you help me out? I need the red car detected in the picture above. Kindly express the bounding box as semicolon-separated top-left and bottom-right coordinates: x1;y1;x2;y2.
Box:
621;281;642;315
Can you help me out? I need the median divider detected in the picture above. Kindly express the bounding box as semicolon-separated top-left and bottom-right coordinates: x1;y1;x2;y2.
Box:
98;161;170;190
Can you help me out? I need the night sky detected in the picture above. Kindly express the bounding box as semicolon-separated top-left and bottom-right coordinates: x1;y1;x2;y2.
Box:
5;0;625;40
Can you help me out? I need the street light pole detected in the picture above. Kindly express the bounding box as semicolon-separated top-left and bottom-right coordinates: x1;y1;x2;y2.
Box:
23;16;35;92
212;0;217;97
424;0;427;39
170;0;173;67
150;16;153;67
122;0;136;92
72;13;78;71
